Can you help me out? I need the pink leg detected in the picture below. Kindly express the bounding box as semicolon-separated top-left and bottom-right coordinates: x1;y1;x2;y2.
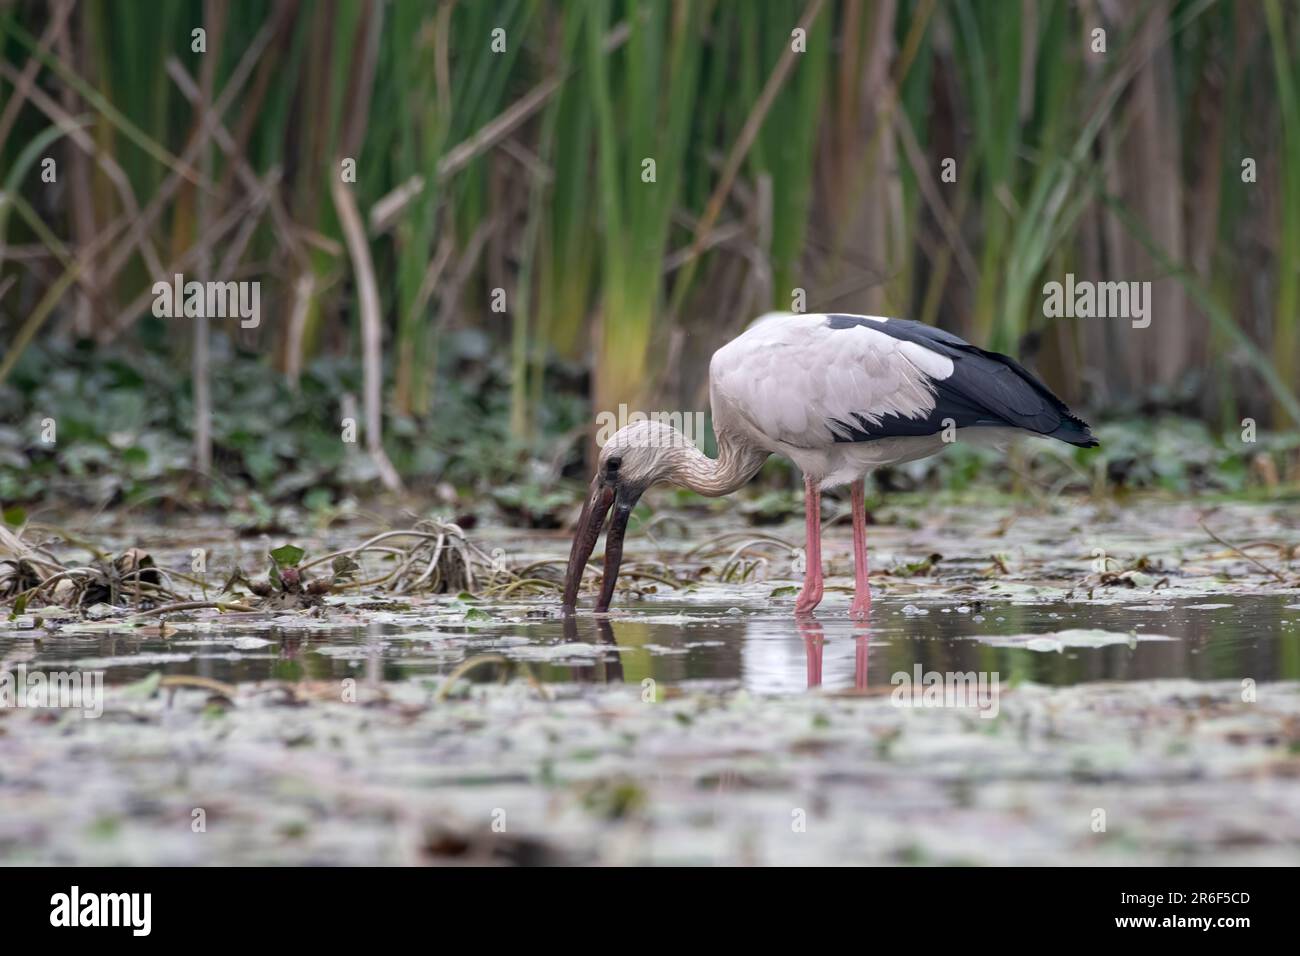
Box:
850;478;871;620
795;474;824;616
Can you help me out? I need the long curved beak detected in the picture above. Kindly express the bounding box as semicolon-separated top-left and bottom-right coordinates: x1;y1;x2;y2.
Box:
594;487;642;612
561;477;643;613
561;477;614;612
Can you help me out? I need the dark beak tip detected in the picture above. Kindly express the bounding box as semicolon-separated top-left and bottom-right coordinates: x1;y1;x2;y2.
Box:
561;479;616;612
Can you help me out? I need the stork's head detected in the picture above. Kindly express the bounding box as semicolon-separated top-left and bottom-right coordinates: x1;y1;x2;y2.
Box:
561;419;688;613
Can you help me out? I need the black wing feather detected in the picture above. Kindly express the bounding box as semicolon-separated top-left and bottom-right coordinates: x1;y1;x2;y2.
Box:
824;315;1099;448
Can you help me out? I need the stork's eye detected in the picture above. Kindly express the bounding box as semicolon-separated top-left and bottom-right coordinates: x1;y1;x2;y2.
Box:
606;456;622;473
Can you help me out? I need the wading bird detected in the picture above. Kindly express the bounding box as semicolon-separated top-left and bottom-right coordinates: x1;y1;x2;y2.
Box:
562;313;1098;618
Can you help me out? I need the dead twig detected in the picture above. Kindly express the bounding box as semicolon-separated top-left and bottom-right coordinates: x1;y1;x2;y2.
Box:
132;601;258;618
1199;521;1289;584
333;175;403;493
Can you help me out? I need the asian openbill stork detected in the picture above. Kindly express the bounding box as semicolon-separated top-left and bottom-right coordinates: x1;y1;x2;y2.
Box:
562;312;1098;618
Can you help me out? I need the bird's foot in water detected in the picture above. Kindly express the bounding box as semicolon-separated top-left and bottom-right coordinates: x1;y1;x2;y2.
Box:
794;585;823;616
849;592;871;621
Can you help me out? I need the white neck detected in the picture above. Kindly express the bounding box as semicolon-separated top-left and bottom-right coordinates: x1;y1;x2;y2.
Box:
667;430;769;497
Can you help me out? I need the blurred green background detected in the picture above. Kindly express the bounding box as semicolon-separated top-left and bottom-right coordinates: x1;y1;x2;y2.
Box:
1;0;1298;519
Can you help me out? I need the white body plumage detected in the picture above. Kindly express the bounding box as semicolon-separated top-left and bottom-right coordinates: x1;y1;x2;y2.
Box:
708;312;1081;487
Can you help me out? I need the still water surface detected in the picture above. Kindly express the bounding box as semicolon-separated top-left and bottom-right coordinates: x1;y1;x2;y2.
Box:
7;595;1298;694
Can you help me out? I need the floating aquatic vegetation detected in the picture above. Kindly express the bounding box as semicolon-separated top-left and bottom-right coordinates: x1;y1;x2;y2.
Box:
3;498;1297;637
886;553;945;578
3;673;1299;865
977;629;1177;653
0;518;538;619
1;525;184;612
